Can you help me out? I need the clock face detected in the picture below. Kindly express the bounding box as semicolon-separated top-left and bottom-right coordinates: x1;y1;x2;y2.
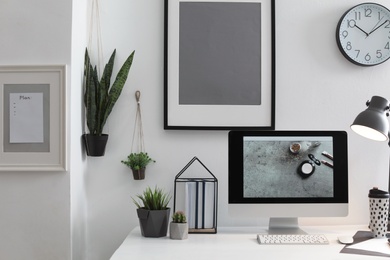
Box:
336;3;390;66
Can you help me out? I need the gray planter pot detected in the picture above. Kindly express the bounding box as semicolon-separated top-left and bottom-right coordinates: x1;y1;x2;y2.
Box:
137;208;170;237
169;222;188;240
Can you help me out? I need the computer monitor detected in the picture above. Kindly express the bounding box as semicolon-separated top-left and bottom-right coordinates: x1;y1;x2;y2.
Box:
228;130;348;234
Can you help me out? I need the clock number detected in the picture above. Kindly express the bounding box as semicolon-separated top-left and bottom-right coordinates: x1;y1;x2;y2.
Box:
342;30;348;39
365;53;371;61
346;42;352;51
347;19;356;28
378;11;383;21
355;50;360;58
385;20;390;29
385;42;390;50
354;11;361;20
365;8;372;17
377;50;383;58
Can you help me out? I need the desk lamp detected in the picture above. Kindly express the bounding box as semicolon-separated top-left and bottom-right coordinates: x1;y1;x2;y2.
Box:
351;95;390;230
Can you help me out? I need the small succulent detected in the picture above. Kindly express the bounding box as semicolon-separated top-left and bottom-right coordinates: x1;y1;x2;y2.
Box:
172;211;187;223
121;152;155;170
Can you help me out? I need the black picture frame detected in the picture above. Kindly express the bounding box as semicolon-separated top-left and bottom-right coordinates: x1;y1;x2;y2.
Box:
164;0;275;130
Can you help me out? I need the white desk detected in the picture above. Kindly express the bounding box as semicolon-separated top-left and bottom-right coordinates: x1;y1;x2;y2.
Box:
111;226;389;259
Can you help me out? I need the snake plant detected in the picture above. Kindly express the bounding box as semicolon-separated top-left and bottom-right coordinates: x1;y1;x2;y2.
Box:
84;48;135;136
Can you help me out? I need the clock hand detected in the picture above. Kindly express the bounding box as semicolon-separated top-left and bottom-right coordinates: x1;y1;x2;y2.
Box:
368;20;389;35
368;17;384;35
353;24;369;36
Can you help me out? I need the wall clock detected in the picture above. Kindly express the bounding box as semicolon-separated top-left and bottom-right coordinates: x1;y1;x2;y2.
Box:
336;2;390;66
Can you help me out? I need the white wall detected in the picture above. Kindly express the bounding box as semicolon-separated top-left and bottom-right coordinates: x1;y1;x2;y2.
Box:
71;0;88;260
2;0;390;259
85;0;390;259
0;0;72;259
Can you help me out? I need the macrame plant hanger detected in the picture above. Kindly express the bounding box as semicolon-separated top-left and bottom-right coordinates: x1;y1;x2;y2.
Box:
82;0;108;156
128;90;149;180
86;0;111;137
88;0;104;76
83;0;109;157
131;90;145;154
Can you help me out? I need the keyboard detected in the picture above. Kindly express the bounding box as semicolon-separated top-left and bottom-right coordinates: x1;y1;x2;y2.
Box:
257;234;329;245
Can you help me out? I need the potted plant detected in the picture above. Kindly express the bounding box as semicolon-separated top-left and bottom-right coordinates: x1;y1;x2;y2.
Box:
121;152;155;180
133;186;171;237
170;211;188;240
83;48;135;156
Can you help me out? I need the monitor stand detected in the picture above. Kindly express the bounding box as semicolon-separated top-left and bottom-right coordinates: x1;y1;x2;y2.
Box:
268;218;307;234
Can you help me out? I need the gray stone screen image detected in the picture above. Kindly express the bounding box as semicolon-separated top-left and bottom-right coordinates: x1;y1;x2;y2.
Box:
243;137;334;198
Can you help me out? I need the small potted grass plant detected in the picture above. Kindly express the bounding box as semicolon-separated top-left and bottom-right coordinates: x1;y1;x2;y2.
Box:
170;211;188;240
121;152;155;180
132;186;171;237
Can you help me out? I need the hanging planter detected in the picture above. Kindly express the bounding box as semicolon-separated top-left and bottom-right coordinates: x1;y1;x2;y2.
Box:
121;152;155;180
82;0;135;157
132;169;145;180
83;133;108;156
83;49;135;156
121;91;155;179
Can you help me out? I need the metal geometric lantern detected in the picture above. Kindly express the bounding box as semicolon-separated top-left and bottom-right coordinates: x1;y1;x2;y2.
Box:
173;156;218;234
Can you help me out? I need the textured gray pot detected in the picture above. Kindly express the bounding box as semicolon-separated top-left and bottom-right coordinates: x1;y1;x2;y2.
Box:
137;208;170;237
169;222;188;240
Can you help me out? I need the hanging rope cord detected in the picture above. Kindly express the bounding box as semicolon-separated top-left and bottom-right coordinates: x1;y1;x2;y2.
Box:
86;0;111;134
131;91;145;153
88;0;103;76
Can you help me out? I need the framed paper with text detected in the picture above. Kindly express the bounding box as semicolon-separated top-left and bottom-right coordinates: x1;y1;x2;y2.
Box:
0;66;67;171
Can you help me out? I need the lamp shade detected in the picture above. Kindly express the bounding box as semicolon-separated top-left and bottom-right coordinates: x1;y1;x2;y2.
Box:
351;96;390;142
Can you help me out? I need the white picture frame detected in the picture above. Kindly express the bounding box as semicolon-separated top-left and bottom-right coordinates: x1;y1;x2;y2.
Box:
0;65;67;171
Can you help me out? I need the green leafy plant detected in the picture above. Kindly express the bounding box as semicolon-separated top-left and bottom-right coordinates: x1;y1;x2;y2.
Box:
132;186;171;210
172;211;187;223
121;152;155;170
84;48;135;136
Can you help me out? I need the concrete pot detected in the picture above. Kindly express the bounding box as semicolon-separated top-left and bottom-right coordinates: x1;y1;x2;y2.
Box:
169;222;188;240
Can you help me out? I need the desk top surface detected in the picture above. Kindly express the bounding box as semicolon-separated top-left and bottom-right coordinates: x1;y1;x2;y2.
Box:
111;225;389;260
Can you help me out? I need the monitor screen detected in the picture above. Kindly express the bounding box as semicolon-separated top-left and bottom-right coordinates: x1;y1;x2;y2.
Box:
228;130;348;233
